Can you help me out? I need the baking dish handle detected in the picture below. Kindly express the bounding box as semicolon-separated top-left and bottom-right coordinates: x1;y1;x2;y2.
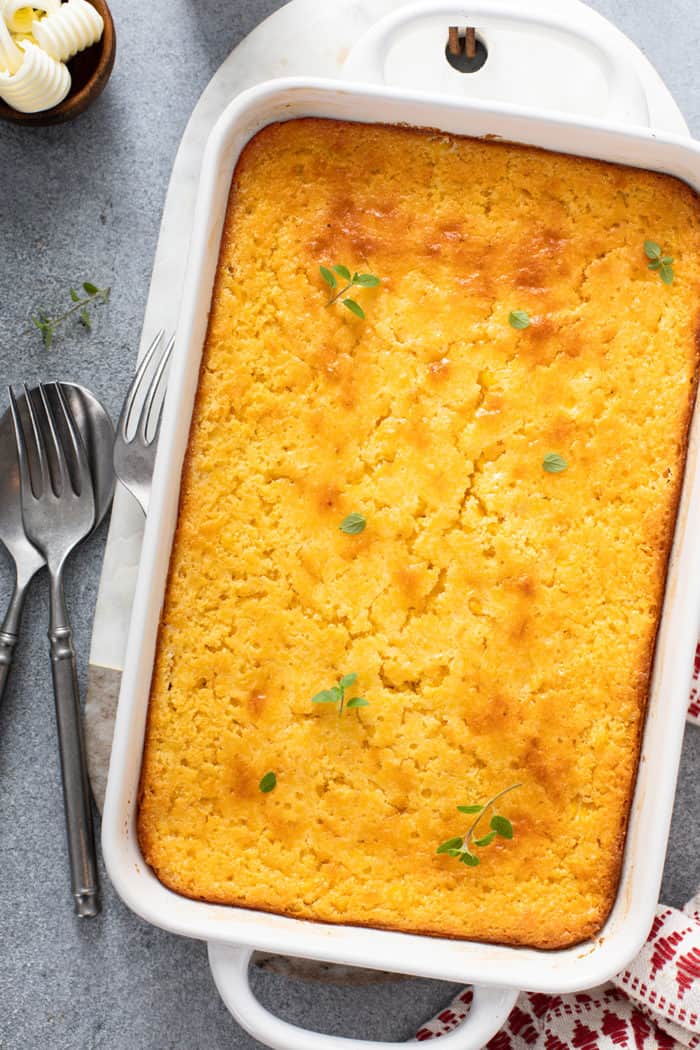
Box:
208;943;518;1050
344;0;649;127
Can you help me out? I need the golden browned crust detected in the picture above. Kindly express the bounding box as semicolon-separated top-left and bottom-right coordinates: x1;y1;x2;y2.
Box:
138;119;700;949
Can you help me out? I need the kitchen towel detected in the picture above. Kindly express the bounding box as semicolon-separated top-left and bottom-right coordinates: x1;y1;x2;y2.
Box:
416;643;700;1048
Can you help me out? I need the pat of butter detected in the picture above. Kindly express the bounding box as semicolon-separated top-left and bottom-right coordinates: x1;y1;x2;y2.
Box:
10;9;37;34
11;31;39;46
5;6;47;34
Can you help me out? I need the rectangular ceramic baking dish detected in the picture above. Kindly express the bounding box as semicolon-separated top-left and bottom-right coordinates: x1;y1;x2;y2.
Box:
102;5;700;1047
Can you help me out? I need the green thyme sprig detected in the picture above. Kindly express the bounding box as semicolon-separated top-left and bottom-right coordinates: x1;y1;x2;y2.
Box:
30;282;110;349
320;264;380;320
312;672;369;717
437;783;521;867
644;241;674;285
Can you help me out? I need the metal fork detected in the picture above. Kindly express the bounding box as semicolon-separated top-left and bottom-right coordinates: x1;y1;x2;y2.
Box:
114;330;174;514
9;383;100;918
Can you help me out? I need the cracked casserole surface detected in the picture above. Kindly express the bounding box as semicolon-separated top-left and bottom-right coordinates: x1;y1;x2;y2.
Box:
138;119;700;948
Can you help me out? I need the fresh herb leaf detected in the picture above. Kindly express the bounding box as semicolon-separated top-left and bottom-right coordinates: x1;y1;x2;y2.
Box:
460;852;480;866
320;262;380;318
312;689;340;704
645;241;674;284
437;784;520;870
474;831;497;847
259;772;277;793
343;298;365;319
490;814;513;839
28;282;110;349
509;310;530;330
437;837;464;855
320;265;337;289
543;452;567;474
339;512;366;535
311;672;369;717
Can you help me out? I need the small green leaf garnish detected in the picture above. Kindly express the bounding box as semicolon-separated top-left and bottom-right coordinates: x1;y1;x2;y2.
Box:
509;310;530;330
259;772;277;793
311;673;369;717
339;512;366;535
29;282;110;349
460;852;480;866
437;837;464;855
543;452;568;474
659;261;674;285
343;298;365;319
473;831;497;848
312;689;341;704
319;262;381;318
346;697;369;709
490;814;513;839
645;241;674;284
437;783;521;869
320;266;337;289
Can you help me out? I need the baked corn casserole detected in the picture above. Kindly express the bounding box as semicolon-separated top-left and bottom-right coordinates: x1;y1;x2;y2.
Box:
138;119;700;948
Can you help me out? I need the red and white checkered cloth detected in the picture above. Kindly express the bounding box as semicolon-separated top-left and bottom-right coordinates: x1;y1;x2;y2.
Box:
416;643;700;1048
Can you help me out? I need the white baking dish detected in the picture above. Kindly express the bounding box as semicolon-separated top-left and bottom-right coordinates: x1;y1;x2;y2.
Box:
102;4;700;1047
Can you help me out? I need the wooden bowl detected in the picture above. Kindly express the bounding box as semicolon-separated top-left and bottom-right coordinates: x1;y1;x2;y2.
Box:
0;0;115;126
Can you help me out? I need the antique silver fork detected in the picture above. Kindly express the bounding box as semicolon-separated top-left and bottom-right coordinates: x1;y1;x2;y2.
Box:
114;330;174;514
9;383;100;918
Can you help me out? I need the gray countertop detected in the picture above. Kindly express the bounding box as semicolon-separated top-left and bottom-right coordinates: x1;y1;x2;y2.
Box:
1;2;700;1047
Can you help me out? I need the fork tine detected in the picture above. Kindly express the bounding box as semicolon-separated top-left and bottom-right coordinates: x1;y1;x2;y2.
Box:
8;386;34;502
116;329;165;442
37;383;69;495
140;334;174;445
23;384;50;498
51;383;92;497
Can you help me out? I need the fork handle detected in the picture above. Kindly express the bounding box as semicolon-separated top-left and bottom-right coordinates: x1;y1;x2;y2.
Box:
49;571;101;918
0;627;17;703
0;573;31;707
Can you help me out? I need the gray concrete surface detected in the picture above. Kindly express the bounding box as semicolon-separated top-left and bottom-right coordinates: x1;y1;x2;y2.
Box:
1;1;700;1047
